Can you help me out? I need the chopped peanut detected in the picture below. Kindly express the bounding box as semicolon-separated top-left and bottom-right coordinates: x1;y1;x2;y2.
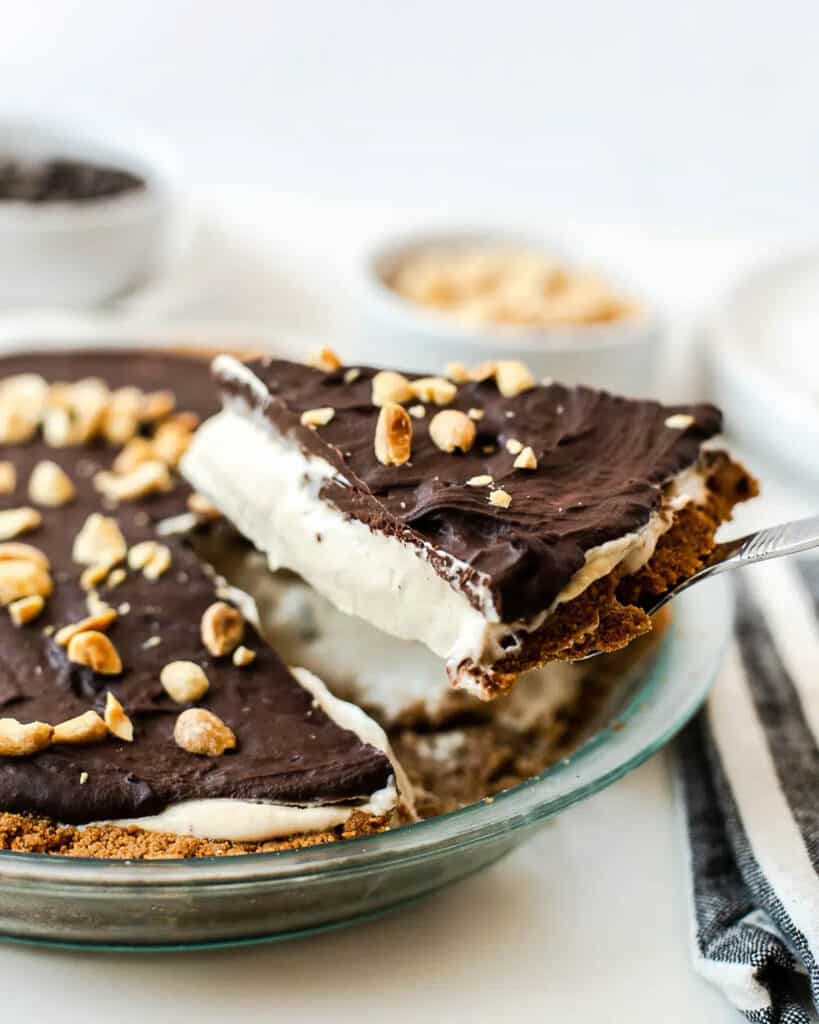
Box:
374;403;413;467
104;692;134;742
232;645;256;667
8;594;45;626
513;445;538;470
0;507;42;541
140;390;176;423
0;560;53;606
0;542;49;570
0;462;16;495
371;371;414;407
53;710;108;745
188;493;221;519
28;460;76;507
174;708;236;757
300;407;335;429
445;361;470;383
56;608;117;646
0;718;53;756
495;360;535;398
160;661;210;704
429;410;476;454
201;601;245;657
72;514;127;568
665;413;694;430
66;630;122;675
306;347;342;372
94;460;172;503
411;377;457;405
113;437;155;475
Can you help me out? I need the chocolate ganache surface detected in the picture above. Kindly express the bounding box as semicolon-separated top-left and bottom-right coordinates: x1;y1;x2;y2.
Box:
0;351;392;824
219;358;722;622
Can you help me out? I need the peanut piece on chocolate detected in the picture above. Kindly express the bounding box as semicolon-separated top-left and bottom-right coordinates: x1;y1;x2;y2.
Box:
152;414;198;467
174;708;236;757
56;608;117;646
232;645;256;667
665;413;694;430
0;507;42;540
300;407;335;429
429;410;476;454
372;371;414;407
8;594;45;626
102;387;142;445
104;692;134;742
28;460;76;507
94;460;173;503
0;542;49;570
307;347;342;372
0;718;53;756
445;361;470;383
113;437;155;475
72;514;127;568
201;601;244;657
513;446;538;470
469;361;497;382
140;390;176;423
160;661;210;704
0;560;53;606
495;360;535;398
188;492;221;519
53;710;108;745
0;462;16;495
66;630;122;675
375;403;413;467
411;377;457;406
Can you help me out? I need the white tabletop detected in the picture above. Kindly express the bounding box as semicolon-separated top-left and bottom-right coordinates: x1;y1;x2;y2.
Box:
0;193;807;1022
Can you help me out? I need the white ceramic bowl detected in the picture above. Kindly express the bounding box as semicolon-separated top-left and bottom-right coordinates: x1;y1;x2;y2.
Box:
0;119;172;309
357;230;663;397
707;246;819;485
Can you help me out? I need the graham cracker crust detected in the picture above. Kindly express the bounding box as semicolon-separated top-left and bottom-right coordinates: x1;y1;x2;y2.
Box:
0;810;390;859
484;450;757;695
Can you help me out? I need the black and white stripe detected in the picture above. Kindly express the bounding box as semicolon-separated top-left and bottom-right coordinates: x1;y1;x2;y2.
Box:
681;559;819;1022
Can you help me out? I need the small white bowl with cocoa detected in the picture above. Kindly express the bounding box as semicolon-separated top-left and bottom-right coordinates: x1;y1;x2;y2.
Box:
0;118;172;309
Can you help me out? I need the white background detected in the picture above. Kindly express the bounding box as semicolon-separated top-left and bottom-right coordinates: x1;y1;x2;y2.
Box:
2;3;818;1020
3;0;819;235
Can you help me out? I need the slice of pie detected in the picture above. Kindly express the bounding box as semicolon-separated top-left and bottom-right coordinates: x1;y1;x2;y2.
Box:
183;352;757;700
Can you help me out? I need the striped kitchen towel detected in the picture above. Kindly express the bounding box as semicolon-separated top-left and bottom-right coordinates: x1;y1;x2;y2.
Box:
679;557;819;1023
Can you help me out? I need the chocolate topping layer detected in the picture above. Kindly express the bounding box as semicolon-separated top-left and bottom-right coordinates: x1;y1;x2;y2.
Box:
219;358;722;622
0;351;392;825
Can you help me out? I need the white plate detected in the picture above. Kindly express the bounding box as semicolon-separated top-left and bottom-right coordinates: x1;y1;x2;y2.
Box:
708;247;819;482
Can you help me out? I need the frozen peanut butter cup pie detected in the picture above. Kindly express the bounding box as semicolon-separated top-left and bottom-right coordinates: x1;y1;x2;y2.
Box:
0;351;411;859
183;351;757;700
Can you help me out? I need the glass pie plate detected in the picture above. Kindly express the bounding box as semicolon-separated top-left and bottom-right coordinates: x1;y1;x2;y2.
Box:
0;573;731;951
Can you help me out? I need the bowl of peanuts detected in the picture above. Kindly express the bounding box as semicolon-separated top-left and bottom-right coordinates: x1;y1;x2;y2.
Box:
359;230;662;398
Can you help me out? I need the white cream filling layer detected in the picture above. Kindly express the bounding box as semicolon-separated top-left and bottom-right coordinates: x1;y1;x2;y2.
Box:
183;357;708;694
96;666;412;842
184;406;497;677
213;549;591;727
